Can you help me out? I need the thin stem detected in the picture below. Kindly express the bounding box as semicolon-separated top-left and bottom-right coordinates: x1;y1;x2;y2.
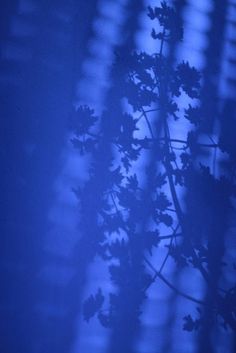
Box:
141;107;155;139
137;137;218;148
159;28;166;57
159;224;180;274
144;108;160;114
166;208;177;213
110;191;119;213
143;256;208;306
158;232;183;240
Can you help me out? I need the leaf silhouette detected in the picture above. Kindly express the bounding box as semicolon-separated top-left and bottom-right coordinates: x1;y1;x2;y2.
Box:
83;288;104;322
73;0;236;337
126;174;139;191
176;61;201;98
185;104;202;125
73;105;98;136
183;315;200;332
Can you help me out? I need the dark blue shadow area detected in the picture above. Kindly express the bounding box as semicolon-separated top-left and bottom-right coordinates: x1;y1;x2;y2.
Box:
1;1;236;353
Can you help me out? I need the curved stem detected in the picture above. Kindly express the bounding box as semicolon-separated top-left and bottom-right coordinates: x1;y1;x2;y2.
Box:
144;256;208;307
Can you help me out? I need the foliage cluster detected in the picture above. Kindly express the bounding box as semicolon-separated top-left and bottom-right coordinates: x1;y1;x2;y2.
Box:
71;1;236;337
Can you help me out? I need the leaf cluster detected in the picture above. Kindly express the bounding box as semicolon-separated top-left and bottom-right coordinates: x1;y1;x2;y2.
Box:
71;1;236;335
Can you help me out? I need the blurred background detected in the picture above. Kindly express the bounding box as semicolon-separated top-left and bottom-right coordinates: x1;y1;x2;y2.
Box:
1;0;236;352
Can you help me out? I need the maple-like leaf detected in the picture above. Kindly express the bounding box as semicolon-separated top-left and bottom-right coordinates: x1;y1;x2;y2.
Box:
148;2;183;42
187;130;198;153
98;312;111;328
126;174;139;191
180;153;191;169
83;288;104;322
176;62;201;98
183;315;200;332
142;230;160;255
73;105;98;136
158;213;173;227
121;155;132;172
185;104;202;125
102;213;123;235
109;239;127;258
155;173;167;188
155;192;172;211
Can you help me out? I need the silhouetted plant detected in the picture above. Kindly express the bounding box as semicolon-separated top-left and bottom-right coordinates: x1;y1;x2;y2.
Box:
71;0;236;341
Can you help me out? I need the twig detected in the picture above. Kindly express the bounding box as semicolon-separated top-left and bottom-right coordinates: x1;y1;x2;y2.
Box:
158;224;180;274
158;232;182;240
141;107;155;139
137;137;218;148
